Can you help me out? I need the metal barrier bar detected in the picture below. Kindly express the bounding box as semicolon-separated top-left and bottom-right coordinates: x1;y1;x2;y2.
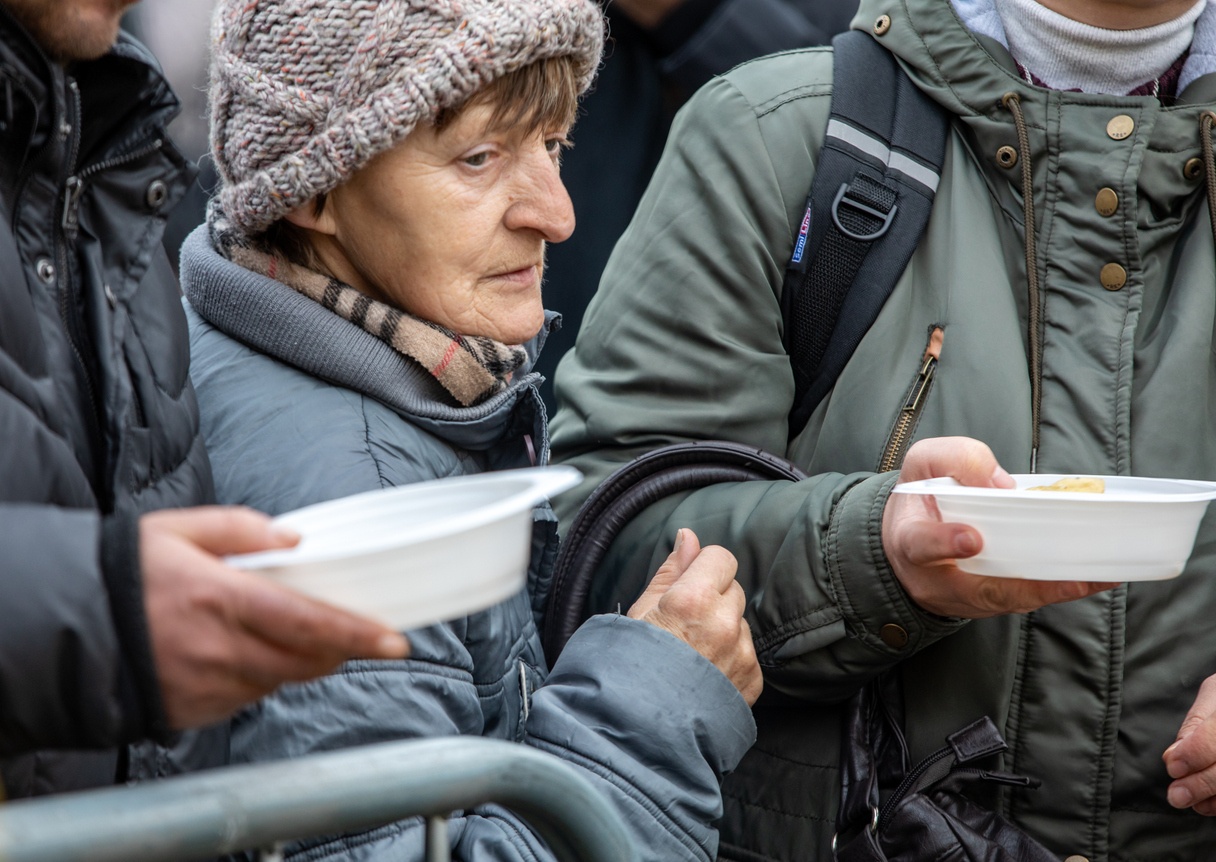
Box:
0;738;633;862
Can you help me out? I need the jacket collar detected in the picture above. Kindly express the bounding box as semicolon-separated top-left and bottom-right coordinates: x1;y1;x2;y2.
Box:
949;0;1216;95
0;9;180;203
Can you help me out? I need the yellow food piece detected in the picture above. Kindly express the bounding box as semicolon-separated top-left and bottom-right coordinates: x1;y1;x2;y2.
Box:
1026;477;1106;494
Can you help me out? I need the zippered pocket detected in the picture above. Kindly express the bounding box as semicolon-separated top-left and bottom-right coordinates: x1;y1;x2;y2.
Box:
878;326;944;473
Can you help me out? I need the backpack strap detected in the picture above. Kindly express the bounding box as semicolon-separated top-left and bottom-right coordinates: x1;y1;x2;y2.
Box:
783;30;949;438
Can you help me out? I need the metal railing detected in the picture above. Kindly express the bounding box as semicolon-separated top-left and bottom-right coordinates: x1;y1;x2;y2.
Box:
0;737;633;862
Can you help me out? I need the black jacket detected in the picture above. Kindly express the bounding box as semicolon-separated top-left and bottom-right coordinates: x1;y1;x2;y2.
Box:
0;11;212;796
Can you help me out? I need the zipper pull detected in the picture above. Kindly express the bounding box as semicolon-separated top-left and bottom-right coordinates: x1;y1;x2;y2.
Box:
977;769;1041;789
900;355;937;413
61;175;83;235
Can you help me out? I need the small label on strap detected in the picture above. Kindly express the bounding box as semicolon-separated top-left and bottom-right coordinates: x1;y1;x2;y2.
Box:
791;206;812;264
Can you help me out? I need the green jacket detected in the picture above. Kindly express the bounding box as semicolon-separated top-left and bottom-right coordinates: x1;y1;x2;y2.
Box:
550;0;1216;859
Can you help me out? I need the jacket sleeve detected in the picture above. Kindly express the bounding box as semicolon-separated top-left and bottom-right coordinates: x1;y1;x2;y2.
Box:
0;504;152;755
520;615;755;861
549;64;966;704
653;0;856;92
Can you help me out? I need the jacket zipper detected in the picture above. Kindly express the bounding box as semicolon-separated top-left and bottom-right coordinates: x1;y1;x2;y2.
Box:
61;136;164;238
877;753;1036;830
54;76;105;459
878;326;944;472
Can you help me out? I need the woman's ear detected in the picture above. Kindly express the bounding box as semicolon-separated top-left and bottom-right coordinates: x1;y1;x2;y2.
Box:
283;196;338;236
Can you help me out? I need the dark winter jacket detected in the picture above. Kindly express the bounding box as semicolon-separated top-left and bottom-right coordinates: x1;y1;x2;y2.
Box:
0;11;212;797
179;224;756;861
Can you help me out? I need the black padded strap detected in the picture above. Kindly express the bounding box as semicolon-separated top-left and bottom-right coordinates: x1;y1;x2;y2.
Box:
541;442;806;664
783;30;949;438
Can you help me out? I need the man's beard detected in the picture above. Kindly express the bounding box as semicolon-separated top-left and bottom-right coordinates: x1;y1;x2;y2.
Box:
3;0;130;62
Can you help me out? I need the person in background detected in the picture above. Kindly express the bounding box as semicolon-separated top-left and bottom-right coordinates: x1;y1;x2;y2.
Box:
0;0;409;800
176;1;761;859
535;0;858;410
550;0;1216;859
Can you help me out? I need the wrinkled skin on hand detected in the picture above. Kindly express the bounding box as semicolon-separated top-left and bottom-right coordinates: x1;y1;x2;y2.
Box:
628;528;763;705
882;437;1118;619
141;507;410;729
1165;674;1216;815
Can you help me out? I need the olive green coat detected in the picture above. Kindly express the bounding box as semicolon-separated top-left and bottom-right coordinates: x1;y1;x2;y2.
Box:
551;1;1216;859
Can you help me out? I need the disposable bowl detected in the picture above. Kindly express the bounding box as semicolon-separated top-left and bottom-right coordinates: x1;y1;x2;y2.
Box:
227;466;582;629
890;474;1216;581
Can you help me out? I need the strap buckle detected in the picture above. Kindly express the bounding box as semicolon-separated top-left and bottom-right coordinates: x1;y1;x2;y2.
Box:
831;182;898;241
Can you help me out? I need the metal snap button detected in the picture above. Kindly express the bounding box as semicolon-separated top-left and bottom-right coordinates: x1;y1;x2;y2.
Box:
104;284;117;309
1064;856;1090;862
874;14;892;36
1095;188;1119;217
1107;115;1135;140
1100;263;1127;291
996;146;1018;169
880;623;909;649
145;179;168;210
1184;157;1204;182
35;257;55;284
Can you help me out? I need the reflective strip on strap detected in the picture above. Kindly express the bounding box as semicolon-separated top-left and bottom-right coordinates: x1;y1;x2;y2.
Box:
826;119;941;194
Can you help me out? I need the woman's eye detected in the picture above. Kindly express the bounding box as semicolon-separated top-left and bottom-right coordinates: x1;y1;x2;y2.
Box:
546;137;571;157
462;151;491;168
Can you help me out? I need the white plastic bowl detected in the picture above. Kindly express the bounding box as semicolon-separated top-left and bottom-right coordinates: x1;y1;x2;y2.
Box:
891;474;1216;581
227;466;582;629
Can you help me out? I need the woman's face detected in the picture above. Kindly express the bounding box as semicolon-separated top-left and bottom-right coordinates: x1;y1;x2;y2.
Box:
1038;0;1201;28
294;102;575;345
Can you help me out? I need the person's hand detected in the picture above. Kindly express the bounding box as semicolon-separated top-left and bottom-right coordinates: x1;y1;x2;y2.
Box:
882;437;1117;618
1165;674;1216;814
611;0;687;29
140;507;410;730
627;528;762;705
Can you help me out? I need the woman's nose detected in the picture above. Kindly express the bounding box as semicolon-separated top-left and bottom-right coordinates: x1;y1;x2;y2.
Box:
505;151;576;243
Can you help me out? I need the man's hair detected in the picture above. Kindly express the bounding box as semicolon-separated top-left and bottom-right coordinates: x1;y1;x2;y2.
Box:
263;55;581;271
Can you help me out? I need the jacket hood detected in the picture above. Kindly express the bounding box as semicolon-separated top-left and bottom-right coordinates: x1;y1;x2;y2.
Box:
179;224;554;452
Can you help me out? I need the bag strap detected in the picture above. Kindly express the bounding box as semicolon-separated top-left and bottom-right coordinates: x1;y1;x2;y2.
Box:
783;30;950;438
541;441;806;664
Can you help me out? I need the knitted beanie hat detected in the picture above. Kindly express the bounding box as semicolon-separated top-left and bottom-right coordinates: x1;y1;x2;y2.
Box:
209;0;605;235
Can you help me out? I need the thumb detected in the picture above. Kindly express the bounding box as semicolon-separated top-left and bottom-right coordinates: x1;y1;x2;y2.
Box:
627;528;701;619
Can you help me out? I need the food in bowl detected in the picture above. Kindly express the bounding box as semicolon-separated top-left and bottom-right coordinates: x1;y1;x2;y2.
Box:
1027;476;1105;493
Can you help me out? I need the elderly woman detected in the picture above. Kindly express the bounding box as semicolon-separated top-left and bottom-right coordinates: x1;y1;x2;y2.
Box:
176;1;760;860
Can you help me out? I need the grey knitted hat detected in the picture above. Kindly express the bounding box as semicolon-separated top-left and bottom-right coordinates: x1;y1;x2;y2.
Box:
209;0;605;235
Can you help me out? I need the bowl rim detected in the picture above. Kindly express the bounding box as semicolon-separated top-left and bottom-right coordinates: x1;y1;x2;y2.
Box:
226;465;582;570
891;473;1216;504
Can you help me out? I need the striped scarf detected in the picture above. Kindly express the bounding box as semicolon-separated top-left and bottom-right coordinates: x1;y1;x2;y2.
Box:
207;203;527;406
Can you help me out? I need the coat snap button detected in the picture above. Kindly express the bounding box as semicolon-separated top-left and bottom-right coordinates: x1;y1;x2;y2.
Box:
1064;856;1090;862
35;257;55;284
874;14;892;35
1100;263;1127;291
104;284;117;309
1095;188;1119;217
1107;115;1135;140
996;146;1018;169
880;624;909;649
145;179;168;210
1184;157;1204;182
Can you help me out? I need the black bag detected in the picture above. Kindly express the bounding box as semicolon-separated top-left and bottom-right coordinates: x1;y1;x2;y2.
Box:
833;679;1060;862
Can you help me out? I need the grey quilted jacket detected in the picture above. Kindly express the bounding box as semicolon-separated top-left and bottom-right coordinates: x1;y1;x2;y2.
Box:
178;225;756;862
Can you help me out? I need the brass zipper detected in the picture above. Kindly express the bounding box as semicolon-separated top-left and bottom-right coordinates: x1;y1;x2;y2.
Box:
878;326;944;472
